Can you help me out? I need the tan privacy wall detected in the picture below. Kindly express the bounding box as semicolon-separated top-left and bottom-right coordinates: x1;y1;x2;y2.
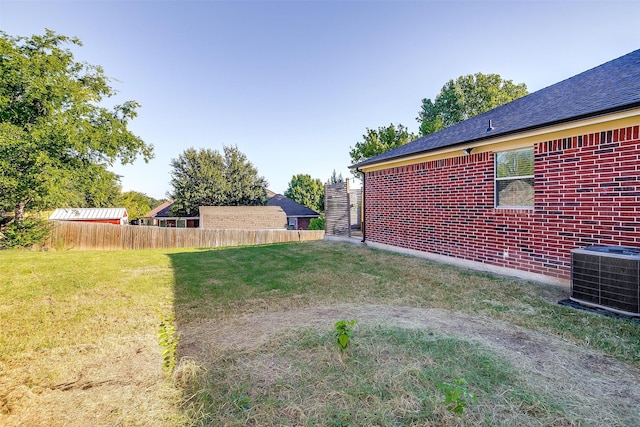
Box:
199;206;288;229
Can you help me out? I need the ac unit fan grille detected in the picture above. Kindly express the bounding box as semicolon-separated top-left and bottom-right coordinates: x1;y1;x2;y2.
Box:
571;247;640;317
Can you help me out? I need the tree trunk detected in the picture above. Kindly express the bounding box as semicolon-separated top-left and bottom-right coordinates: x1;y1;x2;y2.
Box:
15;200;26;222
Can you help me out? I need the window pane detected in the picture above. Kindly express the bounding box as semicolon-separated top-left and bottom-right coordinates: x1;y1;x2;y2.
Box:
496;148;533;178
496;178;534;207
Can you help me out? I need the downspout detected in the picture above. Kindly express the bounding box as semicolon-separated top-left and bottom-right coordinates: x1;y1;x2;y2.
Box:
356;167;366;244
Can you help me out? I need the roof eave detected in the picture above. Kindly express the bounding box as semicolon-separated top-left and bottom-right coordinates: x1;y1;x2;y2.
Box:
351;102;640;170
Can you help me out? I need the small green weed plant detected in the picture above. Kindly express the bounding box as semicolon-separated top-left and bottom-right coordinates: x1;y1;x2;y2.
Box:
438;378;477;415
334;319;357;353
230;384;252;411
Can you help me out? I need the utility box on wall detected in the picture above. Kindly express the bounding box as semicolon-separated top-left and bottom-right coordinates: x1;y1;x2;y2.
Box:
571;245;640;317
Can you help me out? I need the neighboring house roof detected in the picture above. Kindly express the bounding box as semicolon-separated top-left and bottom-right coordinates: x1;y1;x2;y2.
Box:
199;206;288;229
143;200;199;219
268;193;320;218
353;49;640;168
49;208;127;220
144;200;173;218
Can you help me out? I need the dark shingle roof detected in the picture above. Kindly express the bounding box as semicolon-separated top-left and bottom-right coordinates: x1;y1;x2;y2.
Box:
145;195;320;219
144;200;174;218
153;203;173;218
353;49;640;168
268;194;320;217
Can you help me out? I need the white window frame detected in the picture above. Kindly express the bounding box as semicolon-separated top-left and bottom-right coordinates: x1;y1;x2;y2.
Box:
495;147;534;209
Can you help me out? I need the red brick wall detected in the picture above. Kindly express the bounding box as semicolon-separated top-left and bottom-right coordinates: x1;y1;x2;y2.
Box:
364;125;640;280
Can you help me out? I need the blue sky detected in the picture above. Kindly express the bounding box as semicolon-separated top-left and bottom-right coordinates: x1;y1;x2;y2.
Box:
1;1;639;199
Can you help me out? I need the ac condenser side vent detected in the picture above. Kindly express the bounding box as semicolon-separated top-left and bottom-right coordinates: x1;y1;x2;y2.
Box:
571;245;640;317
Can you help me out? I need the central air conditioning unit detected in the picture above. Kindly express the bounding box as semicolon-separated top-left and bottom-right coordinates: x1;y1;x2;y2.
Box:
571;245;640;317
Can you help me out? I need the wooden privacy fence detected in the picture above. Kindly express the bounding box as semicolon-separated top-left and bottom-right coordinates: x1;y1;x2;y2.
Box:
325;179;361;237
45;222;325;251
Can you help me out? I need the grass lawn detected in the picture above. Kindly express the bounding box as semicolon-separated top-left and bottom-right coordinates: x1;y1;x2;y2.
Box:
2;241;639;426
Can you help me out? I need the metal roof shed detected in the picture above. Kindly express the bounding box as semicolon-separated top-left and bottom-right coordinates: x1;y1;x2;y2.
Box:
49;208;128;225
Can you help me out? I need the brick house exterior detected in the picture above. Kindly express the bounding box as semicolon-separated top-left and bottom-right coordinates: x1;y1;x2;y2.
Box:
353;50;640;286
143;202;288;229
267;191;321;230
142;200;200;228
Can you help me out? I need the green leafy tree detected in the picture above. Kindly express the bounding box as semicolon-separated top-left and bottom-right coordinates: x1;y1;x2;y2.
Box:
308;216;325;230
284;174;324;214
121;191;153;221
349;123;416;166
168;148;226;216
70;166;123;208
327;169;344;185
223;145;268;206
16;159;123;209
168;146;267;216
417;73;528;136
148;197;166;210
0;217;52;249
0;30;153;223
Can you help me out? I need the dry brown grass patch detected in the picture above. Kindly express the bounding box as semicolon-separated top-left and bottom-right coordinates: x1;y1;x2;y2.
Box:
176;304;640;426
